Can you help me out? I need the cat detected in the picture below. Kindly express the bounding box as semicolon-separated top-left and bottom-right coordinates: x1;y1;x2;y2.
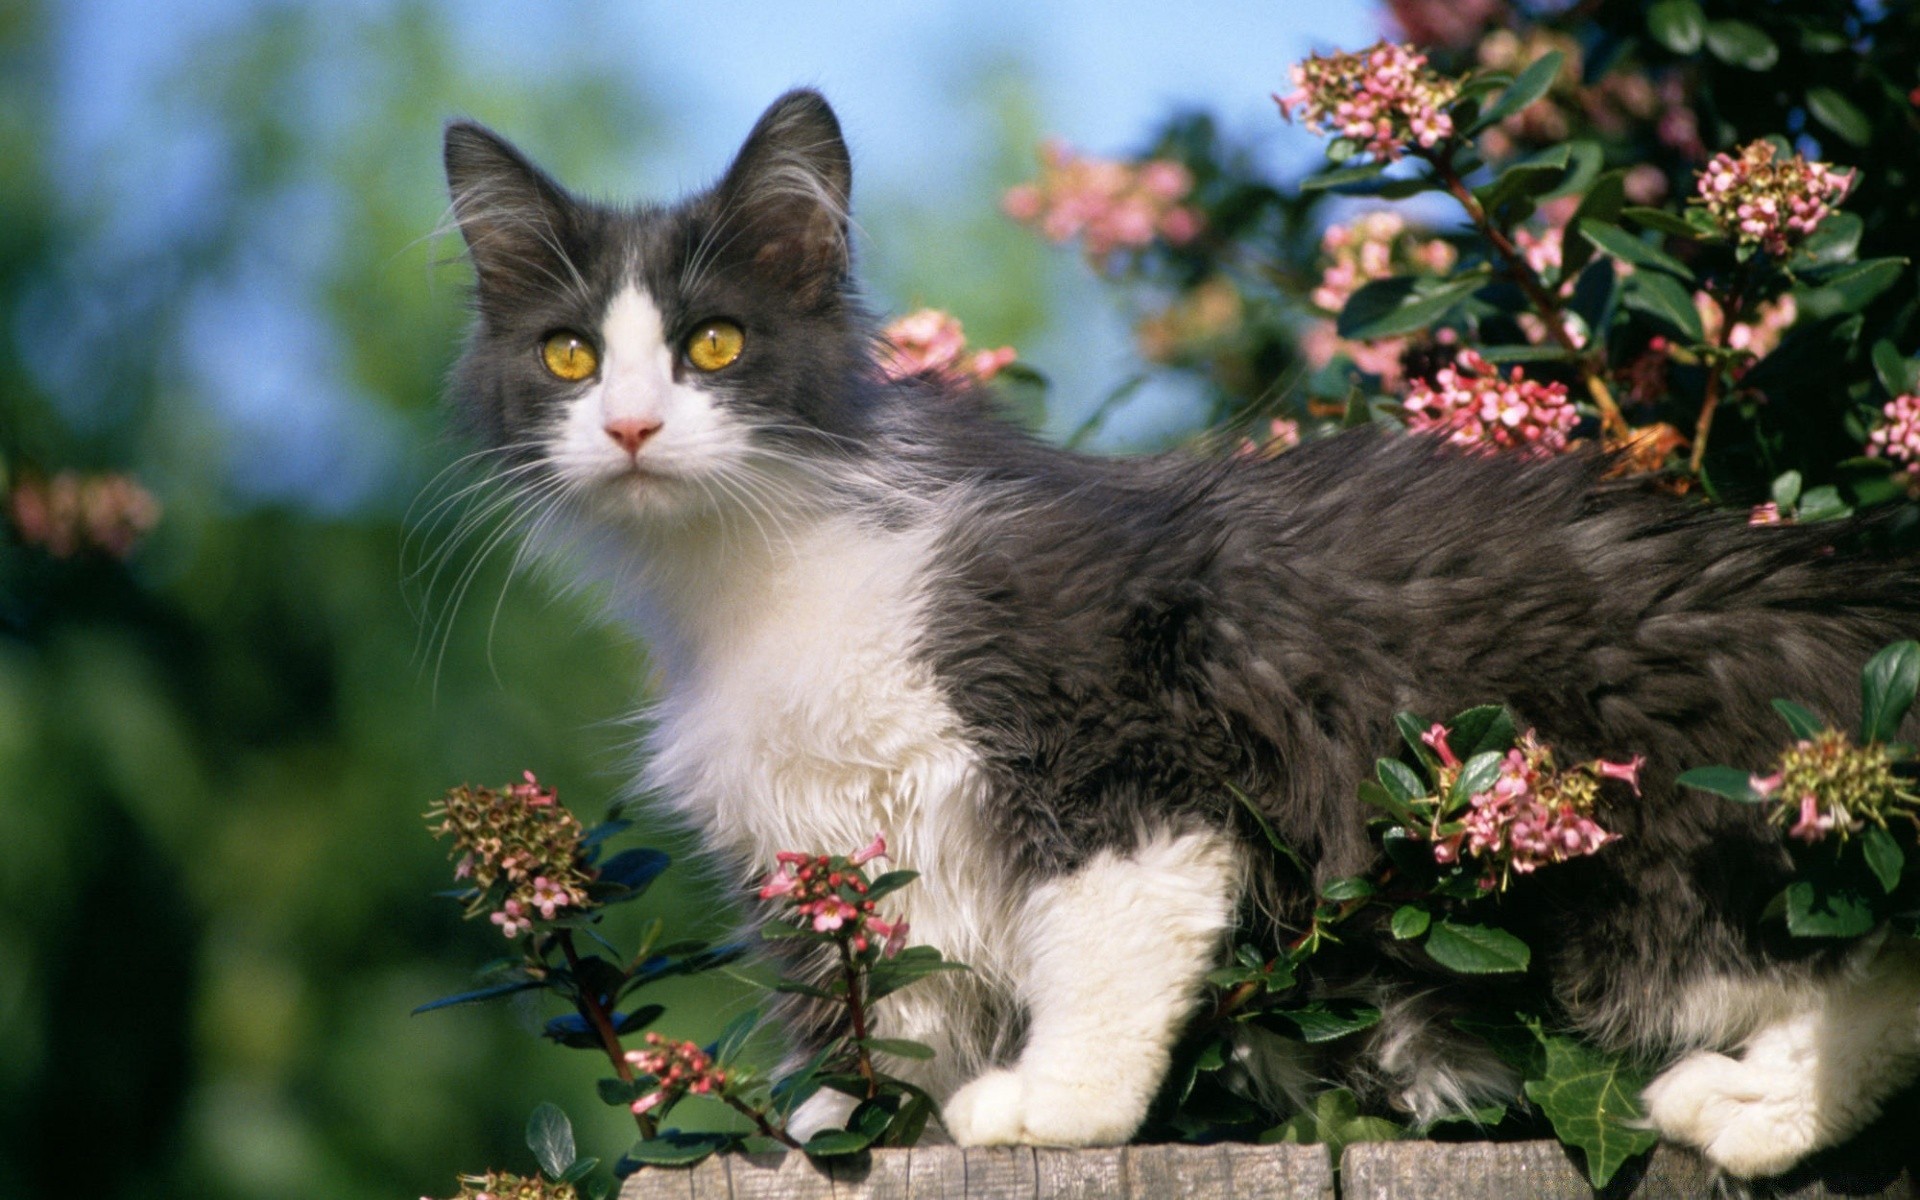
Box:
440;89;1920;1178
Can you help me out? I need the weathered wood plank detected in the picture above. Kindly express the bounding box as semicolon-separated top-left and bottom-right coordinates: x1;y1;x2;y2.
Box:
903;1145;967;1199
959;1146;1036;1196
1127;1143;1231;1199
1222;1141;1336;1200
725;1150;834;1200
1034;1145;1126;1199
826;1148;913;1200
1340;1140;1916;1200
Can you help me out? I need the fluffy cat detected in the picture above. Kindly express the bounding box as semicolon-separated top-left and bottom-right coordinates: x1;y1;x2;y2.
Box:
440;90;1920;1178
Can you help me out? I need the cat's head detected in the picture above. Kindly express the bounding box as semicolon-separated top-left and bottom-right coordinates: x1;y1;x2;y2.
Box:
442;90;876;529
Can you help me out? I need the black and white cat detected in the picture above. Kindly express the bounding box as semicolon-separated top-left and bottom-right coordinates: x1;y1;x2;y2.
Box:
440;90;1920;1177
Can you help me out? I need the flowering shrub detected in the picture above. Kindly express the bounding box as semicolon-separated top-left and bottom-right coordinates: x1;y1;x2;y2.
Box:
1278;41;1459;161
1402;348;1577;457
418;792;961;1195
879;308;1017;385
1694;141;1854;258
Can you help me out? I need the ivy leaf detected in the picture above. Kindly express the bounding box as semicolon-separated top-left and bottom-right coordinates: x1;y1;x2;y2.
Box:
1269;1000;1383;1044
1784;879;1876;938
1860;641;1920;744
710;1008;760;1065
1472;51;1564;133
526;1103;577;1179
1390;905;1431;940
1676;766;1763;803
1522;1033;1657;1188
1795;211;1862;267
1771;699;1826;740
1646;0;1705;53
1863;825;1904;894
596;1077;646;1106
1261;1088;1404;1161
1423;921;1530;974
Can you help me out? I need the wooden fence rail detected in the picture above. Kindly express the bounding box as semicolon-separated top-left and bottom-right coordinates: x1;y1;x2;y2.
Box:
618;1140;1917;1200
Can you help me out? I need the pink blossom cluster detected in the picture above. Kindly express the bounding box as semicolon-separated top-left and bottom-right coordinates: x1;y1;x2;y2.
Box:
1278;41;1460;163
1694;292;1798;364
879;309;1017;386
1402;350;1579;457
6;470;160;559
1423;726;1631;887
758;834;909;957
1694;141;1854;257
1867;393;1920;478
625;1033;730;1116
1312;211;1457;313
1748;729;1908;845
426;1169;578;1200
1749;502;1787;526
1002;141;1201;262
427;771;593;939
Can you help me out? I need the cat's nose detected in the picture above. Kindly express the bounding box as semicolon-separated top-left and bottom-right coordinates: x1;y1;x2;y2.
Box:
604;417;663;458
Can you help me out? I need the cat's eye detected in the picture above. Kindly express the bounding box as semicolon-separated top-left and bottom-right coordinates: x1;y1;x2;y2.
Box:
685;320;745;372
540;331;599;382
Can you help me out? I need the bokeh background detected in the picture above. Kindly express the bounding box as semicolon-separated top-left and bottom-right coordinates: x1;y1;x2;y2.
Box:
0;2;1379;1196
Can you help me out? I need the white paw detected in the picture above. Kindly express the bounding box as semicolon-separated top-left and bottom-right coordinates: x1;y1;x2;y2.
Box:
940;1068;1143;1146
1643;1051;1815;1178
786;1088;860;1143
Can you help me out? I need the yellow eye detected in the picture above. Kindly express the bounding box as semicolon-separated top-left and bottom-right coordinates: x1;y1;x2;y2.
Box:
685;320;744;372
540;331;598;382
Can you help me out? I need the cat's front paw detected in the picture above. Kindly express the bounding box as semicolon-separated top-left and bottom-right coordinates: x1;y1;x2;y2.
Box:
1643;1051;1816;1178
940;1068;1143;1146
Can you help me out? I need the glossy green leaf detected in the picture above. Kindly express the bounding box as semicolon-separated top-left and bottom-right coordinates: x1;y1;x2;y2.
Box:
597;1077;646;1106
1473;145;1573;217
1523;1034;1657;1188
1623;271;1704;341
624;1131;733;1167
1784;879;1875;937
1321;875;1375;902
410;978;545;1014
1807;87;1872;147
1796;211;1862;266
1377;758;1427;805
863;869;919;903
1451;751;1505;804
1621;206;1700;238
1448;705;1518;760
1801;258;1907;315
1423;920;1530;974
1647;0;1705;53
527;1103;576;1179
862;1036;936;1060
1676;766;1763;802
1771;699;1826;740
1770;469;1803;510
1863;825;1904;894
1396;711;1441;770
1704;19;1779;70
1390;905;1431;940
1262;1088;1404;1160
1272;1000;1383;1044
1300;160;1388;192
1558;169;1627;280
1872;340;1920;397
558;1157;600;1185
1861;641;1920;744
1474;51;1564;132
1578;219;1692;279
803;1128;874;1157
1338;273;1488;340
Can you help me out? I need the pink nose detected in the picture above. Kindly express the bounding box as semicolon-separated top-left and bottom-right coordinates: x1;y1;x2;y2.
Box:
604;418;663;457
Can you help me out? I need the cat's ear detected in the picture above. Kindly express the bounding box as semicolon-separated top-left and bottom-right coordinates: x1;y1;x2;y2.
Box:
714;90;853;303
443;121;583;306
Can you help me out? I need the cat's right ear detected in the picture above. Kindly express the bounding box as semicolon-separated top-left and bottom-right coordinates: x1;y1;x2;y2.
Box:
443;121;581;306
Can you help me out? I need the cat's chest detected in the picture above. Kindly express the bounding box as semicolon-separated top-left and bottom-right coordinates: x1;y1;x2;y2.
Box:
640;521;979;871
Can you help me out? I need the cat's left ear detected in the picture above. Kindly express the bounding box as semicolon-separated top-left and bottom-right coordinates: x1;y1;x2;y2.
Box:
714;90;854;303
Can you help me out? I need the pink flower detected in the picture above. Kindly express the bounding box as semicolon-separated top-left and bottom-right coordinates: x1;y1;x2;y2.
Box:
1003;142;1199;265
530;876;572;919
489;899;530;939
848;832;888;867
1594;755;1643;794
866;917;910;958
1421;723;1462;768
1749;502;1785;526
805;896;860;932
1403;350;1578;458
1867;393;1920;478
1694;141;1854;257
1279;41;1459;163
1787;793;1840;843
630;1089;667;1116
757;867;799;900
880;309;1017;386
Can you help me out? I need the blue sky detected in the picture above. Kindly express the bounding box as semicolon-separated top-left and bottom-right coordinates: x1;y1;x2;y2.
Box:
47;0;1377;508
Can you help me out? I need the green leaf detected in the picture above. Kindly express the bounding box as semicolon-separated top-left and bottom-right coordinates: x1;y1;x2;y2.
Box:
1523;1034;1658;1188
558;1157;600;1185
1578;219;1692;280
1623;271;1704;341
1377;758;1426;805
1321;875;1375;902
593;848;670;898
1271;1000;1383;1044
1676;766;1763;802
803;1128;874;1157
1647;0;1705;53
1704;19;1779;70
1300;160;1388;192
1621;206;1700;238
1785;879;1876;937
1806;87;1872;147
1473;51;1563;132
773;980;836;1001
863;869;919;903
1795;211;1862;266
1262;1088;1403;1159
1770;470;1803;510
1863;825;1904;894
710;1008;760;1065
1861;641;1920;743
1447;705;1517;760
410;979;544;1014
1473;145;1573;217
527;1103;576;1179
624;1131;733;1167
1423;921;1531;974
597;1077;645;1106
1450;751;1505;805
1231;784;1307;874
1396;712;1441;771
861;1037;936;1060
1391;905;1431;940
865;946;968;1001
1801;258;1908;316
1338;273;1488;341
1771;699;1826;740
1477;344;1574;365
1557;169;1627;281
1873;340;1920;397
